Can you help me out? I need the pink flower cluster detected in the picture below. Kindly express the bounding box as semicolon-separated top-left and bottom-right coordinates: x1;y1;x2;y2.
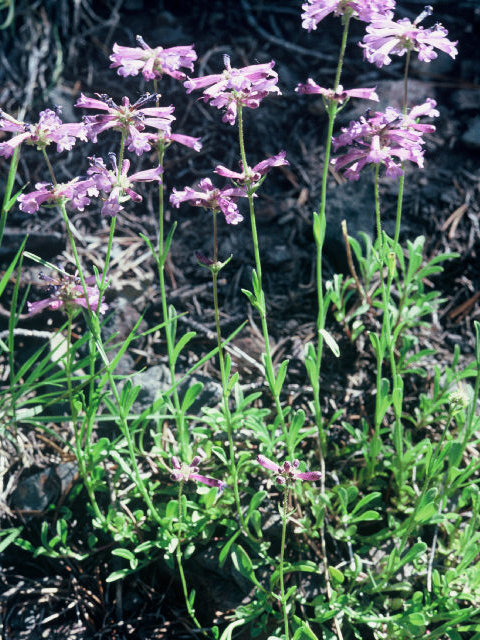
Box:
257;455;321;485
171;454;226;491
170;177;247;225
331;99;439;180
361;12;458;67
214;150;289;184
18;177;98;214
301;0;395;31
0;108;87;158
296;79;379;104
110;36;197;82
27;270;107;316
184;55;280;125
75;93;175;156
87;155;162;216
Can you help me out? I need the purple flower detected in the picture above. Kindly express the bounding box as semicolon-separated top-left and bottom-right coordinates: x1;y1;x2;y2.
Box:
257;454;321;485
87;155;162;216
301;0;395;31
27;270;107;316
170;177;247;225
214;150;289;184
331;100;438;180
75;93;175;155
361;8;458;67
170;455;226;491
0;108;87;158
110;36;197;81
18;177;98;214
184;55;280;125
296;80;379;104
147;130;202;152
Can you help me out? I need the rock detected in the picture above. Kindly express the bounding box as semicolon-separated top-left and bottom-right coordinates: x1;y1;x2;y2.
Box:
120;365;222;415
451;89;480;112
461;116;480;149
10;462;78;515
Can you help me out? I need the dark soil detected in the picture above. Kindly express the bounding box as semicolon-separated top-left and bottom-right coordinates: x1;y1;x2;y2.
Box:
1;0;480;638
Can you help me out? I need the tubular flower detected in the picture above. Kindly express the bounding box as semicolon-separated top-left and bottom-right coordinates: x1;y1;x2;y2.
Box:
301;0;395;31
0;107;87;158
87;154;163;216
257;455;321;485
331;99;439;180
147;129;202;152
170;177;247;225
170;455;226;491
75;93;175;155
18;177;98;214
27;270;107;316
110;36;197;81
184;54;280;125
296;80;379;104
214;150;289;184
361;7;458;67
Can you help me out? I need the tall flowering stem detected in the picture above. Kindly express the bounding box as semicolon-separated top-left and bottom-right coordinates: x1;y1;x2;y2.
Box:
153;133;185;457
171;455;225;634
175;480;204;632
237;104;288;448
257;455;321;639
312;12;351;478
204;212;251;536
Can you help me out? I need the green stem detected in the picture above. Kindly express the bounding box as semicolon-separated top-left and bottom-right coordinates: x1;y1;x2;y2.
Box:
210;212;250;536
0;146;20;250
41;148;57;185
237;103;288;448
176;481;205;632
313;13;352;465
279;488;290;640
65;307;105;526
155;141;185;455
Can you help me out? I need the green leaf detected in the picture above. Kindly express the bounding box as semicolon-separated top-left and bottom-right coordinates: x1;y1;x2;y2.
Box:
0;236;27;298
274;359;289;396
112;548;135;562
219;530;242;567
230;544;260;586
293;621;320;640
320;329;340;357
173;331;196;364
329;566;344;583
0;527;23;553
180;382;203;414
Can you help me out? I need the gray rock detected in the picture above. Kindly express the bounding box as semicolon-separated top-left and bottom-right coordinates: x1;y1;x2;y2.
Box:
461;117;480;149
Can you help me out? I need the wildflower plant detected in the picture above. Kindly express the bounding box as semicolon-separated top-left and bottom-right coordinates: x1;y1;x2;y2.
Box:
2;4;480;640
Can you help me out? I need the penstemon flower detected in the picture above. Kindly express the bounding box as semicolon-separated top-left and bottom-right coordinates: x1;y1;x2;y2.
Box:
331;100;438;180
296;80;379;105
75;93;175;155
170;454;226;491
87;154;163;217
257;454;321;485
214;150;289;185
170;177;247;225
0;107;87;158
27;270;107;316
148;130;202;152
184;54;280;125
301;0;395;31
110;36;197;81
18;177;98;214
361;6;458;67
